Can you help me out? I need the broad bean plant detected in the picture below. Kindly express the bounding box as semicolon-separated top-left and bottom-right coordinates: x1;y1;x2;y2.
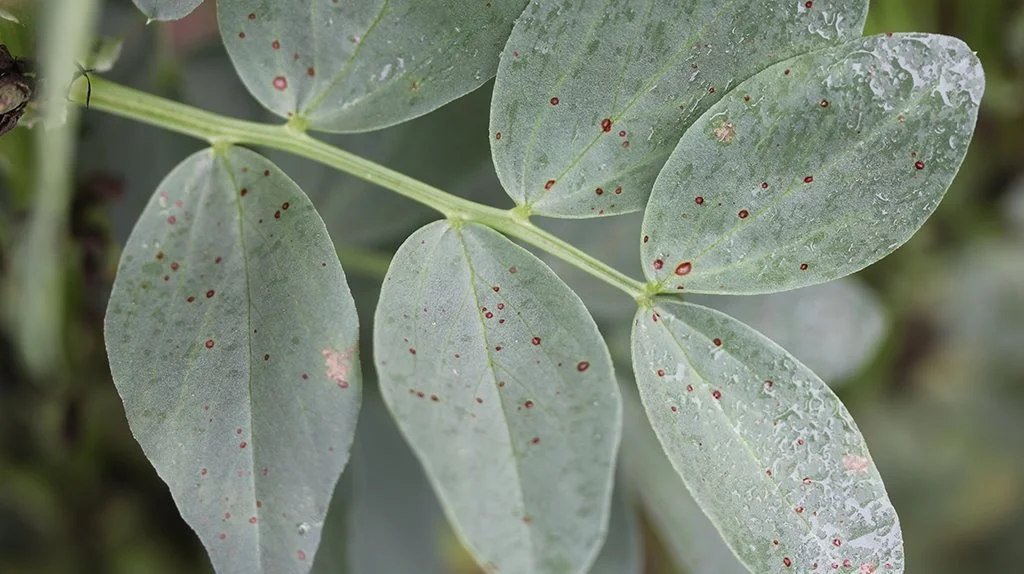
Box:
83;0;984;572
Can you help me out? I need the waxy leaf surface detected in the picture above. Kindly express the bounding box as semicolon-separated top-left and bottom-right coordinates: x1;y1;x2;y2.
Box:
131;0;203;21
105;147;361;574
490;0;867;217
218;0;527;132
375;221;620;574
642;34;984;293
631;300;903;572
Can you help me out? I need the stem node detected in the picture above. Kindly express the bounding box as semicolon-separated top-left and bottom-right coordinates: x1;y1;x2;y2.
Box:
79;77;647;301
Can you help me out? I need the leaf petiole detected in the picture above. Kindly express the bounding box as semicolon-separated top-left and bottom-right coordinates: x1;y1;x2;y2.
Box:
72;76;647;300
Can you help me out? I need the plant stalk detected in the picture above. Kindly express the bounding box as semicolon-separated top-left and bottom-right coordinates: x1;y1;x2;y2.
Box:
70;76;647;300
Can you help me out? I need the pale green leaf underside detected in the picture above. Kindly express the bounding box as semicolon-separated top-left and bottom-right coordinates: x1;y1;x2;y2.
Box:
217;0;527;132
131;0;203;21
104;147;362;574
631;301;903;573
642;33;984;294
490;0;867;217
692;278;887;384
374;220;621;574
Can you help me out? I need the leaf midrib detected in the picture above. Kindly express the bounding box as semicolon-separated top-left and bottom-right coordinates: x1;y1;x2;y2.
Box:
672;72;932;282
643;302;834;567
220;150;264;572
300;0;392;117
452;223;536;572
520;0;757;208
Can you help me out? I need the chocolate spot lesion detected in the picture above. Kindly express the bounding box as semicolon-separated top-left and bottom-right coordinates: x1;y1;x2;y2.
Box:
713;119;736;143
322;345;356;389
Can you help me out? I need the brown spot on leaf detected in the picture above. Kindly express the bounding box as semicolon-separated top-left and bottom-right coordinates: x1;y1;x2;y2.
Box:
713;120;735;143
322;346;355;389
843;454;870;473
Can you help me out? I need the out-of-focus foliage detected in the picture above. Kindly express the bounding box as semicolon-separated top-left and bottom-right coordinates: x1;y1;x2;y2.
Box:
1;1;1023;572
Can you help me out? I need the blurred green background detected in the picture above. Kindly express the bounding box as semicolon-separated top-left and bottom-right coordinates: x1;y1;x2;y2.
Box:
1;0;1022;572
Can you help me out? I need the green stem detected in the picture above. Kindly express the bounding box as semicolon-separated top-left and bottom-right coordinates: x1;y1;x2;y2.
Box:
72;76;647;300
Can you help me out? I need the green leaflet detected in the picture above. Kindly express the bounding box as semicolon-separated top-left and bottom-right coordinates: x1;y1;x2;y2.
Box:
131;0;203;21
631;300;902;572
642;33;984;294
374;220;620;574
323;396;639;574
104;147;361;574
217;0;528;132
490;0;867;217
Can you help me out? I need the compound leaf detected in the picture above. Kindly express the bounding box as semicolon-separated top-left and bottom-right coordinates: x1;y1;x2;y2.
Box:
631;300;903;572
642;33;984;294
217;0;528;132
490;0;867;217
105;147;361;574
374;220;620;574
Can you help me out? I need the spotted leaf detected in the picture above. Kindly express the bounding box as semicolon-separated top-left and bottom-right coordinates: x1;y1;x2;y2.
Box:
104;147;361;574
217;0;528;132
490;0;867;217
642;33;984;294
631;300;903;572
374;220;621;574
131;0;203;21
